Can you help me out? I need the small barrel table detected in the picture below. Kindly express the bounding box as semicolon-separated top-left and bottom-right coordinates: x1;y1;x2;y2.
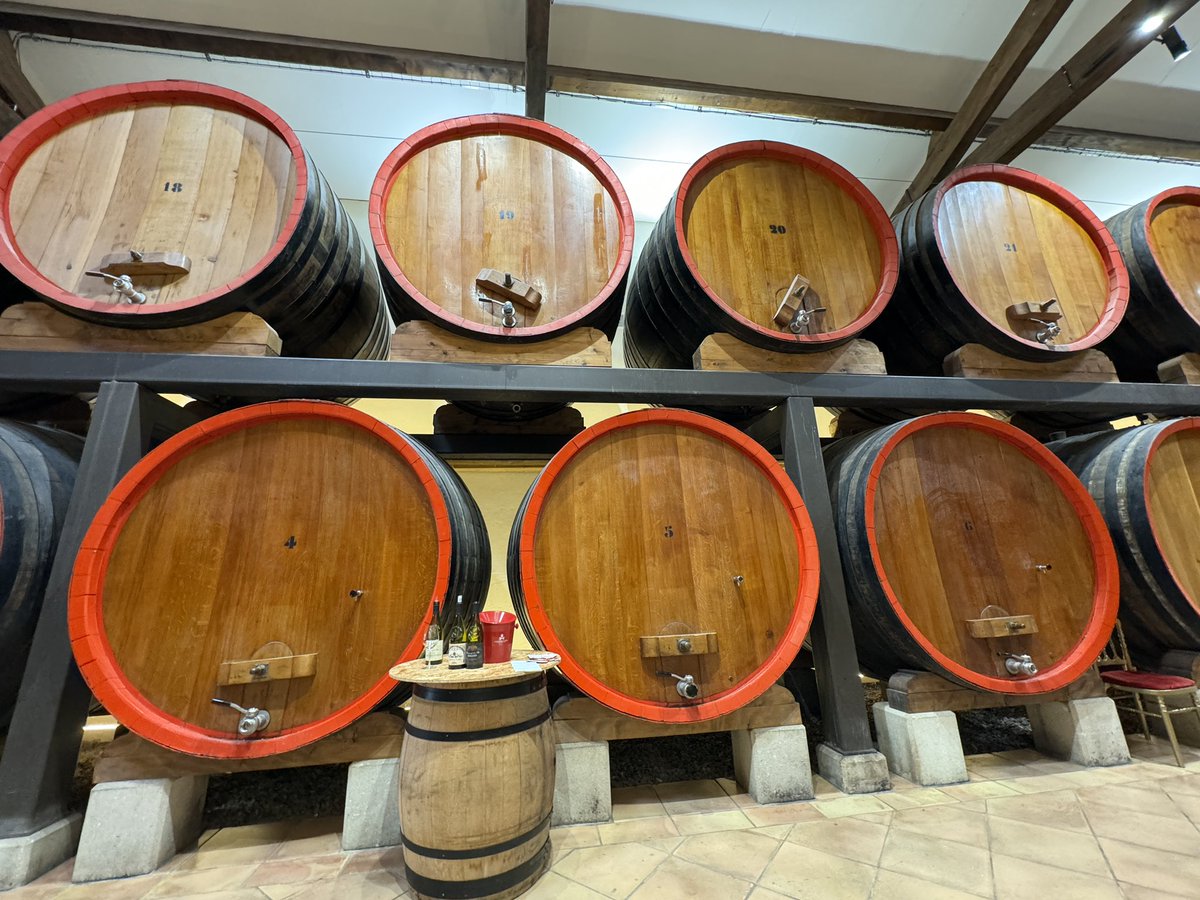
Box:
390;650;556;900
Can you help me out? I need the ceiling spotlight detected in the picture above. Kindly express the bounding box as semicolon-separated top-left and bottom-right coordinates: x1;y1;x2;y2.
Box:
1160;25;1192;61
1141;14;1166;34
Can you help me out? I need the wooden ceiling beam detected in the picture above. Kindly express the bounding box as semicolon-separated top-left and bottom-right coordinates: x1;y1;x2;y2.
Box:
896;0;1073;212
525;0;551;119
963;0;1200;167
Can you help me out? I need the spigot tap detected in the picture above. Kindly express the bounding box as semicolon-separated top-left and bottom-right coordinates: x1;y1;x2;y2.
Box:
1003;653;1038;677
211;698;271;736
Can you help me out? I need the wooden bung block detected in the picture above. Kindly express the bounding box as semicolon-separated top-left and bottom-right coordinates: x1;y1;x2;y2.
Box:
388;320;611;367
944;343;1118;382
638;632;718;658
0;303;281;357
693;334;886;374
965;615;1039;640
216;652;318;686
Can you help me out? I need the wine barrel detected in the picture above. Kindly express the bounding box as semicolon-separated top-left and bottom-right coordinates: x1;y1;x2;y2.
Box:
826;412;1118;694
0;421;81;726
507;408;821;722
69;401;489;758
370;114;633;341
399;671;553;900
1051;418;1200;659
0;81;389;361
868;165;1129;374
1102;188;1200;381
624;141;899;372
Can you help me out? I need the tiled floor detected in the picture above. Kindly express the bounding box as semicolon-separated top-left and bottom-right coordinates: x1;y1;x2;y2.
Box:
13;735;1200;899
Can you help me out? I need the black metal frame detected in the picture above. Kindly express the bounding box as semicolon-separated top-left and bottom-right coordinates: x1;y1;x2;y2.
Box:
1;351;1198;837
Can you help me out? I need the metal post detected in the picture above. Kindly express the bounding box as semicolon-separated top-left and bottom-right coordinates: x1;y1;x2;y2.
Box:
779;396;875;755
0;383;153;839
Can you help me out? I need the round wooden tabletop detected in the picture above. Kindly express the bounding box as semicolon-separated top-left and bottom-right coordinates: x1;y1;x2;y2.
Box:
389;648;557;688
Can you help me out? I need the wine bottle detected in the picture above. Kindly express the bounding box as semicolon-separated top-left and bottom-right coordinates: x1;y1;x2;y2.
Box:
423;600;443;666
447;595;467;669
464;604;484;669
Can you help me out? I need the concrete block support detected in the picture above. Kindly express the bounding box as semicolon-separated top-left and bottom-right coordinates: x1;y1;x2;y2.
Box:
815;742;891;794
552;741;610;826
872;702;968;786
1028;697;1131;767
732;724;814;804
0;814;82;890
72;775;207;882
343;758;402;851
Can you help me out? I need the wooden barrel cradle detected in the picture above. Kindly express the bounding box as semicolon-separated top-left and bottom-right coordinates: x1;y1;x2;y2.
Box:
0;421;81;725
624;141;899;372
370;114;633;341
0;80;390;360
68;401;489;758
393;658;554;900
1051;419;1200;659
869;164;1129;374
1102;188;1200;381
507;409;821;722
826;412;1119;694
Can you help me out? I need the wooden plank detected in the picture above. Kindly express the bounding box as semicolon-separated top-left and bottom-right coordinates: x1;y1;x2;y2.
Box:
897;0;1073;211
966;615;1039;639
694;335;886;374
525;0;551;120
389;321;611;366
638;632;719;658
963;0;1200;166
552;684;802;742
216;652;318;686
1157;353;1200;384
92;712;405;782
0;303;282;356
0;31;42;115
944;344;1118;382
887;668;1106;714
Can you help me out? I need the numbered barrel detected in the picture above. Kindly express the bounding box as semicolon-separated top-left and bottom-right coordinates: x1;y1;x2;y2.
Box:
370;114;633;342
69;401;489;758
0;421;81;726
827;413;1118;693
0;81;389;360
869;165;1128;374
624;141;899;371
1051;419;1200;658
507;409;821;722
1102;188;1200;381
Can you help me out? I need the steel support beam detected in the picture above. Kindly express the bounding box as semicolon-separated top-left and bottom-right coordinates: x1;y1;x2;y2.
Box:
780;397;874;754
525;0;551;119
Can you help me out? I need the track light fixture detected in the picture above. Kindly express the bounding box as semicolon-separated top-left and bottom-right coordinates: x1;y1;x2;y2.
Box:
1159;25;1191;61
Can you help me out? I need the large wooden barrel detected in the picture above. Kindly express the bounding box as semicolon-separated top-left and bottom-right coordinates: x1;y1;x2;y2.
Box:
507;409;820;722
1051;418;1200;658
68;401;489;758
826;412;1118;693
1102;188;1200;381
0;421;81;725
399;670;553;900
0;81;389;360
869;165;1129;374
624;141;899;371
370;114;633;342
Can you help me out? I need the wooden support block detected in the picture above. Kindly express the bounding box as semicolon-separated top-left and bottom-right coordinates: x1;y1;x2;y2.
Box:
886;668;1106;714
944;343;1118;382
965;615;1039;639
92;712;406;782
0;303;281;356
552;684;801;743
432;404;585;436
475;268;542;310
94;250;192;278
388;320;610;367
693;334;886;374
638;632;718;658
1158;650;1200;682
1157;353;1200;385
217;652;317;686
